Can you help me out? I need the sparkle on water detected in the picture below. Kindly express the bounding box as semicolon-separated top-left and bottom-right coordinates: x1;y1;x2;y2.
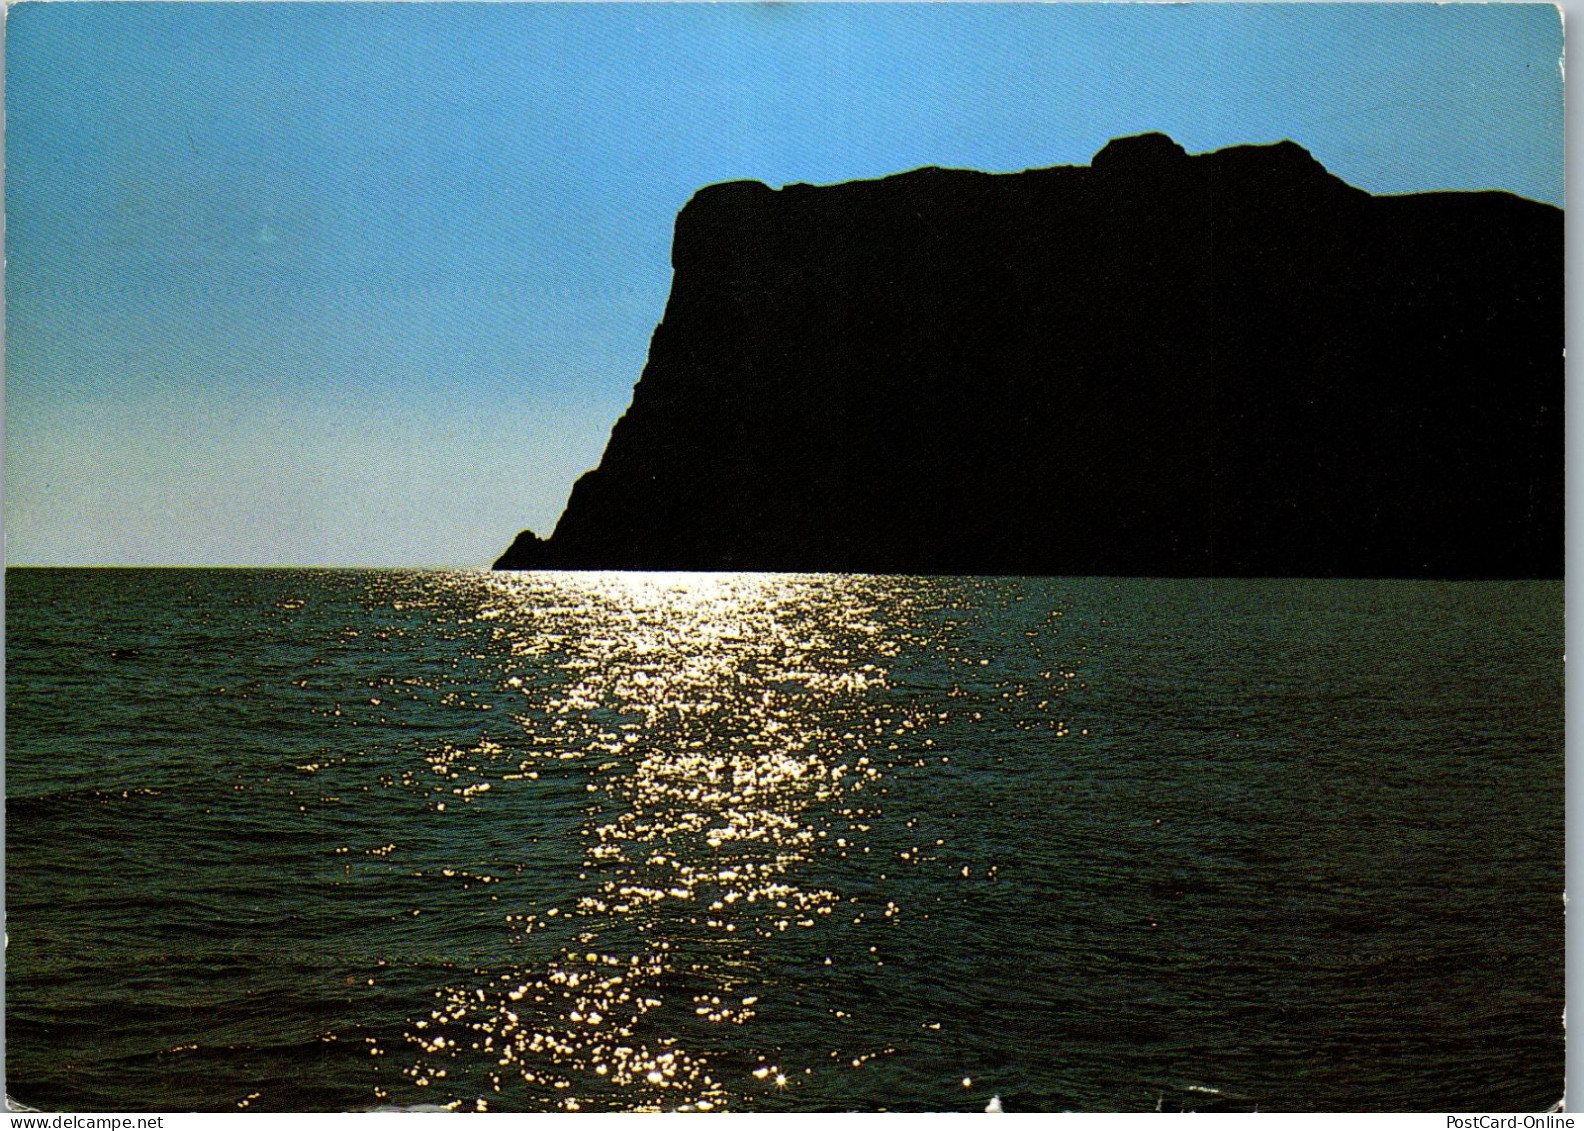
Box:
401;571;924;1111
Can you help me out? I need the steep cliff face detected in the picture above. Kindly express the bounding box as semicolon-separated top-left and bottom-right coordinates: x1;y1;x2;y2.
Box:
496;133;1562;578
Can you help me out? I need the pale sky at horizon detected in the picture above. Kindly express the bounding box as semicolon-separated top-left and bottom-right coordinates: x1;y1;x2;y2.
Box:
5;2;1565;567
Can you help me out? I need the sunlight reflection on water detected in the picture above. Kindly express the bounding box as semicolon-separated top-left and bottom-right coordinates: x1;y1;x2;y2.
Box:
403;572;918;1110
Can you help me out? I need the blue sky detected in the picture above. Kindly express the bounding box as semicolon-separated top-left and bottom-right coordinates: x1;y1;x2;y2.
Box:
5;2;1564;566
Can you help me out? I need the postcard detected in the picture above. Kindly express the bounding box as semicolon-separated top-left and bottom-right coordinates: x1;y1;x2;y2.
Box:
4;2;1564;1114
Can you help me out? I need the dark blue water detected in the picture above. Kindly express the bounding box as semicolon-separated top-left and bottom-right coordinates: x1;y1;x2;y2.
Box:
5;570;1564;1112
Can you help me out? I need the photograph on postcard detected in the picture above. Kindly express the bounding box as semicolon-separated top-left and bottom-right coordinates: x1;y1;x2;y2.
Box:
4;2;1564;1113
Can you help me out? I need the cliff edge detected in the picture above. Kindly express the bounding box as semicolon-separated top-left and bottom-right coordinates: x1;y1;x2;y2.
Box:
496;133;1562;578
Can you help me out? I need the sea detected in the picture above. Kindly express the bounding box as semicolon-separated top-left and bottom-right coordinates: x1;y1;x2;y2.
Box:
4;569;1565;1113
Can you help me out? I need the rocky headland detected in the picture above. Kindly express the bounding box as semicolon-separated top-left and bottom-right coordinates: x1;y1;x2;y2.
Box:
496;133;1562;578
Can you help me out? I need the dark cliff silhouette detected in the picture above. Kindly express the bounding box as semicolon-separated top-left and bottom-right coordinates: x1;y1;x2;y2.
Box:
496;133;1562;578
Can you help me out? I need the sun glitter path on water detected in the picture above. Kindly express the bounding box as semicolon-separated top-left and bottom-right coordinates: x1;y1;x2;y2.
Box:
401;572;931;1111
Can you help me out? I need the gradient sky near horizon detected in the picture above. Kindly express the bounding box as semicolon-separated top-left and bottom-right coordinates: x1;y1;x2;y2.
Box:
6;2;1564;567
